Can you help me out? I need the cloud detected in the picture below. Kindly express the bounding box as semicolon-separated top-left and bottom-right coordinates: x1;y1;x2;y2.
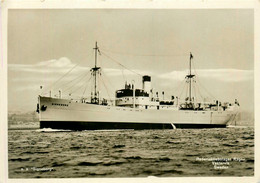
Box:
8;58;152;94
8;57;85;74
9;58;91;82
36;57;72;67
158;69;253;82
8;57;151;80
159;70;187;81
198;69;254;82
9;58;253;97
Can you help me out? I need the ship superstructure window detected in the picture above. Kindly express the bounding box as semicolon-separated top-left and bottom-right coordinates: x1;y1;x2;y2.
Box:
159;101;174;105
116;89;149;98
52;103;68;106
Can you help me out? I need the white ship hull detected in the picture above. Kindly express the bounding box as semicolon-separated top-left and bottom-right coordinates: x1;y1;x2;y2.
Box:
38;96;237;130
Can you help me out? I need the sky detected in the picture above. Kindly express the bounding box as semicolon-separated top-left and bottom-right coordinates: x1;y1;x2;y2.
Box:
8;9;254;113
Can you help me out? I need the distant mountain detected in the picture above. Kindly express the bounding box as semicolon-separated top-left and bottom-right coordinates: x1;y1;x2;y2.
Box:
229;110;254;126
8;111;39;129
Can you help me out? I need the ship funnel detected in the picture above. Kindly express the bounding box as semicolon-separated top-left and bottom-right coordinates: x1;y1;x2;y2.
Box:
142;75;151;94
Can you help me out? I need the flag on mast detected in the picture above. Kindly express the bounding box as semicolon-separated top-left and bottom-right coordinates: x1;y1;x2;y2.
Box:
190;52;193;60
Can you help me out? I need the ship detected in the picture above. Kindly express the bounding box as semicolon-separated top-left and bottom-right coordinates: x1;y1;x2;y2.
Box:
37;42;240;130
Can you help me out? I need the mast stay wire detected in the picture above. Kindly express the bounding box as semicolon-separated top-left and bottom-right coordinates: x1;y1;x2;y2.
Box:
100;70;117;93
72;51;96;96
41;63;79;95
121;69;127;83
178;80;187;101
62;72;90;93
99;49;127;83
61;71;90;92
99;75;112;102
192;80;198;104
185;80;189;101
192;58;217;101
101;47;190;57
170;78;186;96
100;50;142;77
194;79;207;103
54;68;90;92
82;74;93;98
177;79;186;97
41;48;94;95
70;74;92;95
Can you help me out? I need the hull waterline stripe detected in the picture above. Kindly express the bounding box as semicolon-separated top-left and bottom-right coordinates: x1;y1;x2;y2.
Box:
40;121;226;130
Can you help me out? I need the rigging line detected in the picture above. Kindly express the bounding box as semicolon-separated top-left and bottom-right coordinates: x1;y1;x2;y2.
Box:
100;75;112;102
101;50;142;77
193;81;202;102
185;81;189;100
54;69;90;91
197;82;206;102
192;81;197;104
173;82;184;100
82;75;93;98
100;50;142;76
63;72;90;93
61;71;90;92
171;78;186;95
197;79;216;100
47;49;93;94
178;80;187;100
100;70;117;92
176;80;186;98
42;63;79;94
68;73;91;95
196;81;207;102
192;58;216;100
101;47;190;57
70;75;91;94
121;69;127;83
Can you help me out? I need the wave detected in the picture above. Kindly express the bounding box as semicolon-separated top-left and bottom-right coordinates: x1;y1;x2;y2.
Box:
158;157;171;162
52;162;66;167
241;136;254;140
10;157;31;162
103;161;124;166
93;129;134;132
222;143;237;147
227;125;253;128
77;161;102;166
35;128;72;132
113;145;125;148
70;146;82;150
8;127;254;178
124;156;142;160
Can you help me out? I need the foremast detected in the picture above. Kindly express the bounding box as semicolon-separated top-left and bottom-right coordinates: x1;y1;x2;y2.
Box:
91;42;101;104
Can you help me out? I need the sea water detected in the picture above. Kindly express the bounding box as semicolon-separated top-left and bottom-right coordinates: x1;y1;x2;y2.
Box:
8;127;254;178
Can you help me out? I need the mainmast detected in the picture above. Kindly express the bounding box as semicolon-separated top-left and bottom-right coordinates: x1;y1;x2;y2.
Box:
91;42;101;104
186;52;195;104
